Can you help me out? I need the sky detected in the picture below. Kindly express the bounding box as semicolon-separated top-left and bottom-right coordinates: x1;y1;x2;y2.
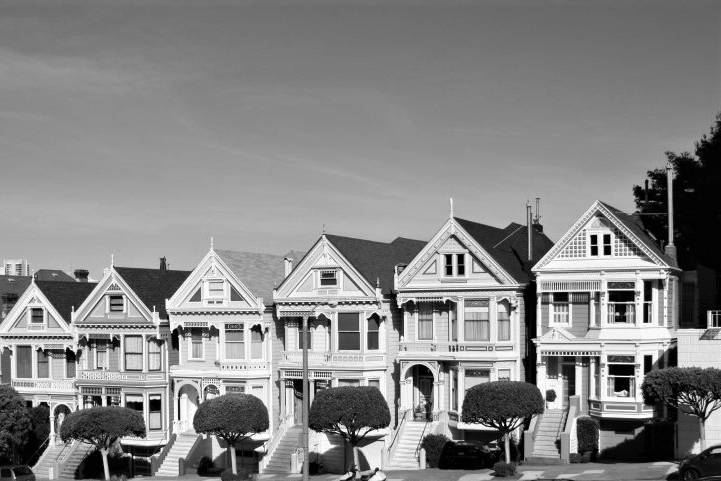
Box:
1;0;719;279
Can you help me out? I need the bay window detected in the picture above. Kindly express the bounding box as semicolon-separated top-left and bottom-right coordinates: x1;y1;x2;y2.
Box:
250;325;263;359
464;369;490;394
417;306;433;341
550;293;570;324
148;395;162;430
189;329;203;359
37;349;49;378
148;340;161;371
367;316;380;350
607;356;636;398
125;394;143;414
96;342;108;370
225;325;244;359
497;302;511;341
338;313;360;350
464;300;489;341
608;285;635;323
124;336;143;371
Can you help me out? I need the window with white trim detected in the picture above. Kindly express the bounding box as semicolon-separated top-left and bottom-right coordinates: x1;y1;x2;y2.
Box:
225;325;244;359
550;293;571;325
338;313;361;350
498;369;511;381
124;335;143;371
148;339;161;371
109;295;124;312
607;355;636;398
95;342;108;370
207;280;225;300
148;394;162;430
30;308;44;324
319;270;338;287
37;349;49;378
589;232;613;257
497;302;511;341
417;305;433;341
442;253;466;277
464;300;489;341
189;329;204;360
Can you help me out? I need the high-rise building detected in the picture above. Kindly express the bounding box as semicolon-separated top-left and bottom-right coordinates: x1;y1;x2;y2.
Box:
3;259;30;276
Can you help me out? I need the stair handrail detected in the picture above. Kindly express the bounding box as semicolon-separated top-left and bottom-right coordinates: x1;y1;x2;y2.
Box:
386;409;408;462
29;435;51;469
259;414;292;473
559;399;579;463
413;419;430;462
151;430;176;475
178;433;203;476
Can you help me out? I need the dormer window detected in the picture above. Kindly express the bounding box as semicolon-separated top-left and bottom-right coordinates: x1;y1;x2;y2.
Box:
319;270;338;287
207;280;224;298
30;308;44;324
589;233;613;257
443;253;466;277
109;295;125;312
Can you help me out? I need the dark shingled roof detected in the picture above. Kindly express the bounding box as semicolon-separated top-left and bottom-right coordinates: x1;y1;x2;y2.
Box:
35;270;75;282
0;275;32;300
114;267;191;319
454;217;555;283
36;281;98;323
324;235;427;294
214;250;304;304
599;202;677;267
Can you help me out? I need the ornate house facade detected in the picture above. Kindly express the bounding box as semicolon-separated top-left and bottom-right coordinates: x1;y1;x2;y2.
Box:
71;262;190;448
393;214;552;440
532;201;680;456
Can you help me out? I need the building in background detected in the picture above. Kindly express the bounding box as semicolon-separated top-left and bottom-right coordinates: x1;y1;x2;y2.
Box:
531;200;680;461
3;258;31;276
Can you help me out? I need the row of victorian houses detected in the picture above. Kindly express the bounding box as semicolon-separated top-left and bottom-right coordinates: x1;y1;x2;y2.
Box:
0;199;706;477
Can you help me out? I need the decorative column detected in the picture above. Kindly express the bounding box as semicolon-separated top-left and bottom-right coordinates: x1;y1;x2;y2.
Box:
599;356;607;401
49;413;56;443
537;358;547;399
589;358;597;399
457;367;465;417
142;334;148;373
635;274;643;326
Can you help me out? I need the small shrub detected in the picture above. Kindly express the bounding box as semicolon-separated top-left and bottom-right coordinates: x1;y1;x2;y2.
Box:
545;389;557;403
220;468;243;481
197;456;213;475
492;461;517;477
569;453;582;463
576;417;599;453
581;451;592;463
421;434;450;468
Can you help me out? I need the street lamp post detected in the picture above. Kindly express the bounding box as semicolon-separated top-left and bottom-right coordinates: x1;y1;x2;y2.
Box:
302;315;310;481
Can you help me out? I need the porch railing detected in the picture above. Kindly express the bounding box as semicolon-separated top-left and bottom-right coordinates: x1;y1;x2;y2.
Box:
386;409;409;466
281;351;386;365
259;414;293;473
77;370;165;382
12;379;75;392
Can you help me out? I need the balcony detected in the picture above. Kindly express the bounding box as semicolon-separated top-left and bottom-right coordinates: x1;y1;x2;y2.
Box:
399;341;514;355
708;310;721;328
215;360;270;371
588;398;654;419
281;351;386;366
77;370;166;384
12;378;75;393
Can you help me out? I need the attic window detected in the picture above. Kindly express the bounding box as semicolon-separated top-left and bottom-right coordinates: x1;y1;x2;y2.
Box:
589;233;613;257
109;295;124;312
207;280;225;299
319;270;338;287
30;308;44;323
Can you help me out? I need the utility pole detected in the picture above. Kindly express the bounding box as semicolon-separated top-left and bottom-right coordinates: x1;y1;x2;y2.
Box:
302;315;310;481
665;162;677;262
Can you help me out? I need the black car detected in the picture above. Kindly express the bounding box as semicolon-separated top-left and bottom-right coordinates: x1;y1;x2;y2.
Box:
438;441;501;469
679;445;721;480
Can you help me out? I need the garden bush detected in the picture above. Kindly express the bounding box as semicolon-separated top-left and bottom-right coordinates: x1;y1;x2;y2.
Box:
220;468;243;481
197;457;213;475
569;453;582;463
576;416;599;454
492;461;517;477
420;434;450;468
545;389;557;403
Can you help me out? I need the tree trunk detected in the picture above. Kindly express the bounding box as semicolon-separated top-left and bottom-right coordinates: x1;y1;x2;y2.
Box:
352;443;360;477
504;434;511;464
229;444;237;475
700;418;707;451
100;448;110;481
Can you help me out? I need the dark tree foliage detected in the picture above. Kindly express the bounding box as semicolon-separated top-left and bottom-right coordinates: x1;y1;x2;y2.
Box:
0;385;32;464
309;386;390;470
632;112;721;270
193;394;269;475
642;367;721;450
462;381;544;463
26;404;51;465
60;406;145;480
420;434;450;468
576;417;599;453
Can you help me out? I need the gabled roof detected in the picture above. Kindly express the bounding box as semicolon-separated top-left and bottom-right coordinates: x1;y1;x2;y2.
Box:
453;217;554;283
0;275;31;299
324;235;427;294
35;270;75;282
35;281;97;323
599;202;677;267
114;267;191;319
214;250;304;304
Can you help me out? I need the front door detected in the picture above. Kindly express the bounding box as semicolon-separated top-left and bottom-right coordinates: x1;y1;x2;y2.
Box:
419;377;433;407
561;364;576;407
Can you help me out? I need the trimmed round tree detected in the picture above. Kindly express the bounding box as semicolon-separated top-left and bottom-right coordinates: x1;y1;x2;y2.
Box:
0;385;32;464
59;406;145;481
642;367;721;450
193;393;269;475
462;381;544;463
309;386;391;472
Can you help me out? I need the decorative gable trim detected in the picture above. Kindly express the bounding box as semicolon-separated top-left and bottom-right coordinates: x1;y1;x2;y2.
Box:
274;235;377;301
166;249;264;314
538;326;576;342
72;267;154;325
396;218;517;289
533;200;670;271
0;283;71;335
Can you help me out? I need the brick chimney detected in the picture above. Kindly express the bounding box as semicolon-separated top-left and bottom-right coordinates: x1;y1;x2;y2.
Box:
284;257;293;277
74;269;89;282
160;257;167;271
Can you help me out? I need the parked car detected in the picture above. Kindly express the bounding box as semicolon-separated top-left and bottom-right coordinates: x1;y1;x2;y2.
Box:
679;445;721;480
438;440;501;469
0;465;35;481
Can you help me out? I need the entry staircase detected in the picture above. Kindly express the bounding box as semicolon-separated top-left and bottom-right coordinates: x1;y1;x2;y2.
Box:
386;421;429;470
155;432;201;477
262;426;303;473
529;409;567;461
32;442;65;479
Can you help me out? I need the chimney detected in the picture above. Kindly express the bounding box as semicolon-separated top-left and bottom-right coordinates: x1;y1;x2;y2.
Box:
527;201;533;261
74;269;89;283
160;257;167;271
283;257;293;277
665;163;677;261
533;197;543;233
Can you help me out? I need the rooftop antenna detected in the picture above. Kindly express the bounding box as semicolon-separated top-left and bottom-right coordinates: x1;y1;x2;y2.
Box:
210;236;214;251
110;253;115;268
450;197;454;218
322;224;326;235
534;197;541;224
